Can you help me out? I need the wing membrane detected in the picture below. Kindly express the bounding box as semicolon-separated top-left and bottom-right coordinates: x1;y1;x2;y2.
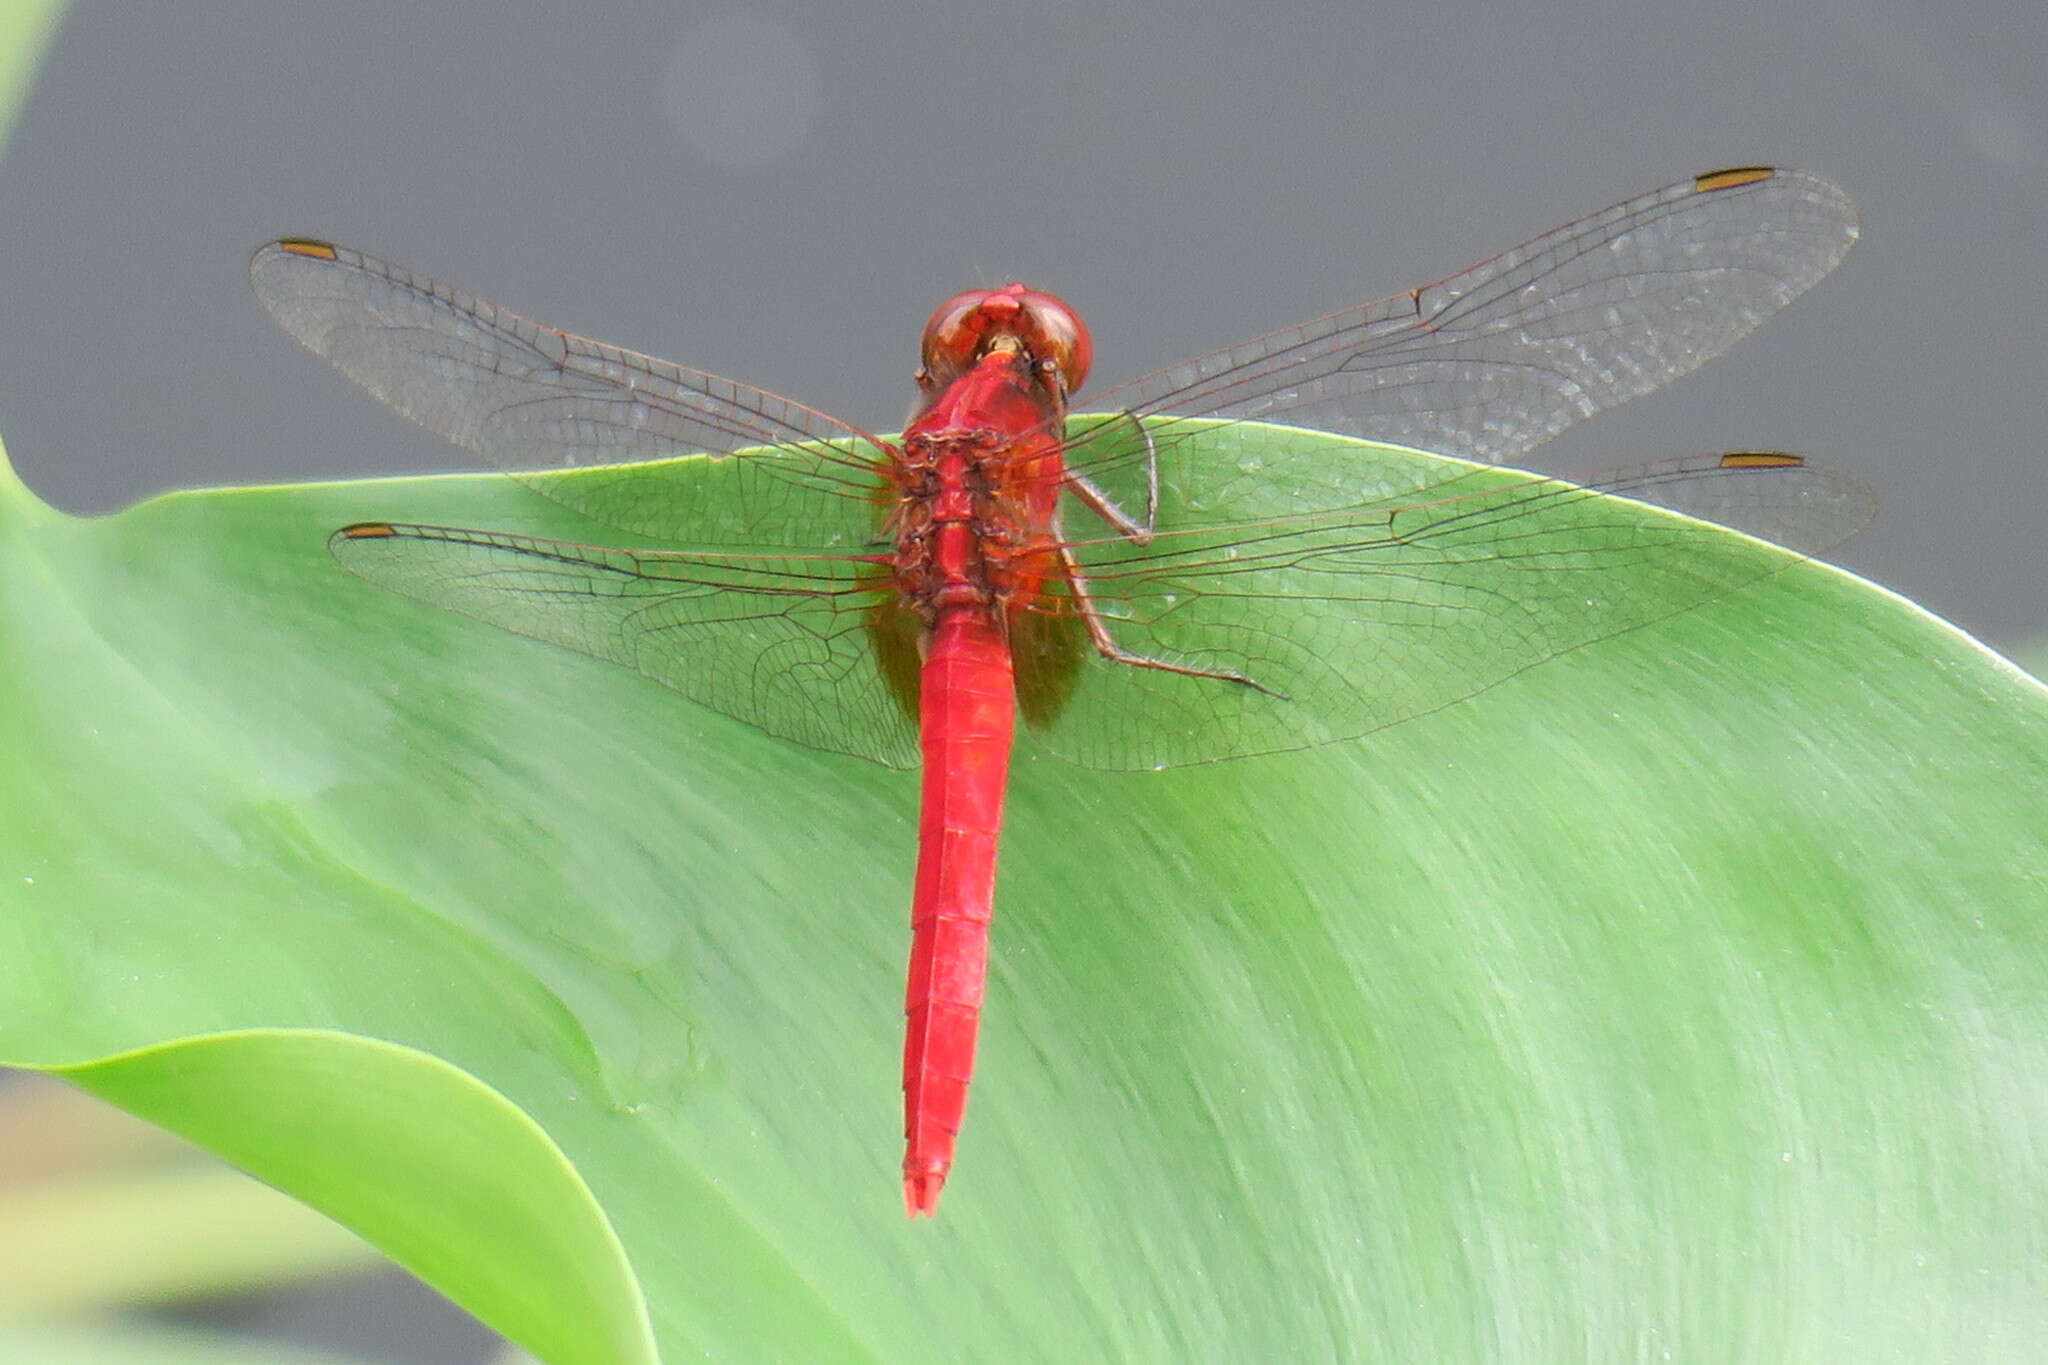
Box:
331;521;917;767
252;240;892;545
1074;167;1856;479
1039;433;1875;770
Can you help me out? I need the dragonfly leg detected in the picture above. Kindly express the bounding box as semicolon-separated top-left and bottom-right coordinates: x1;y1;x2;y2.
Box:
1065;414;1158;541
1051;536;1285;698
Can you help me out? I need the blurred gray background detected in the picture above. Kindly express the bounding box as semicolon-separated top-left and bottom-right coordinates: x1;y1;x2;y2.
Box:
0;1;2042;1359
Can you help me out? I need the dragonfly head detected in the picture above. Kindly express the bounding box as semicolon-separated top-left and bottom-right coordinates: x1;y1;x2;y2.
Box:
918;283;1092;402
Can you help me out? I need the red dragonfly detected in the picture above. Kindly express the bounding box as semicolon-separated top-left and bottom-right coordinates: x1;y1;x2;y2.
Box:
252;165;1868;1217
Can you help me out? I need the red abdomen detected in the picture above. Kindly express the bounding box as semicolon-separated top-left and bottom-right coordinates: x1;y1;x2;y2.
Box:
901;606;1014;1215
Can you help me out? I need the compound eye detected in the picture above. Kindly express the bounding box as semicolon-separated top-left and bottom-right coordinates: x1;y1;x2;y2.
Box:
1015;289;1091;394
919;289;1005;387
919;285;1094;396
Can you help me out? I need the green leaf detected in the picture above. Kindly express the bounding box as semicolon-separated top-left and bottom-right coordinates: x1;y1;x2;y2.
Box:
2;428;2045;1363
44;1033;649;1364
0;0;66;150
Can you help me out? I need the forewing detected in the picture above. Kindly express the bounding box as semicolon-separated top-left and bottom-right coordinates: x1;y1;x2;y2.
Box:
331;522;917;768
252;240;891;546
1036;433;1875;770
1078;168;1856;469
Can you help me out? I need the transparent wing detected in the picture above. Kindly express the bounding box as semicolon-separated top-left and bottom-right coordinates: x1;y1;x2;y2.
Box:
1076;167;1856;473
330;522;918;768
252;240;892;546
1035;433;1876;770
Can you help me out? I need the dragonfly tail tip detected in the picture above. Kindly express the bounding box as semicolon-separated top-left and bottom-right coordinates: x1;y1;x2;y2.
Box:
903;1170;946;1218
